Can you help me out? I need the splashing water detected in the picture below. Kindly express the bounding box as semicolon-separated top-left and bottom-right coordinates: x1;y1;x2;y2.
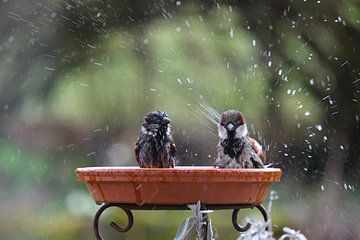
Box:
194;101;277;166
198;102;221;126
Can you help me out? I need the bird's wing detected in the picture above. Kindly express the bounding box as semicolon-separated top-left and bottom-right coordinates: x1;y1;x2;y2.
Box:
169;139;177;168
139;140;155;168
135;134;154;167
250;137;266;163
170;140;177;157
251;153;264;168
135;137;141;165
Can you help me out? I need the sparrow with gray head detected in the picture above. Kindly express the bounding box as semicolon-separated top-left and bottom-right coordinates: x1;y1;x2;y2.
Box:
135;111;176;168
214;110;265;168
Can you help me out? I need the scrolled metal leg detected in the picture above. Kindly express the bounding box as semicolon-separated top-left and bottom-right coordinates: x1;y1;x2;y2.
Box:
255;204;268;224
232;209;252;232
93;204;134;240
232;204;269;232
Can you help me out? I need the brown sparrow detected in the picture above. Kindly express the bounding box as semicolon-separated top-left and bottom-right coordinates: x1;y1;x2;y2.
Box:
214;110;265;168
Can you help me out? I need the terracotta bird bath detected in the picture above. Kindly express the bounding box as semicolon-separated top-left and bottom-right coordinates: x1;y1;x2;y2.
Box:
76;166;282;239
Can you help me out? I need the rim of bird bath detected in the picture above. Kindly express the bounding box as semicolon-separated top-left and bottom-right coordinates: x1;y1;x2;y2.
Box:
76;166;282;240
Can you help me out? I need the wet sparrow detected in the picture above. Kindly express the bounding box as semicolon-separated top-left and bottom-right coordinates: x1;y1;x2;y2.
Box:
135;111;176;168
214;110;265;168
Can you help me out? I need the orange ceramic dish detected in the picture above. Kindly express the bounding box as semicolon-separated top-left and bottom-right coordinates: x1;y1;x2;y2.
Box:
76;166;282;205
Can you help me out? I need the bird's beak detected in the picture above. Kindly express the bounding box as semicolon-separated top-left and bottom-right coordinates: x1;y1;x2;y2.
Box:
226;123;236;131
161;117;171;125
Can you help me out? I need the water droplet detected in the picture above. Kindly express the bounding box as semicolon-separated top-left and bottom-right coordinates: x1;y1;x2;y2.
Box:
80;83;90;87
316;125;322;131
177;78;182;85
86;152;96;157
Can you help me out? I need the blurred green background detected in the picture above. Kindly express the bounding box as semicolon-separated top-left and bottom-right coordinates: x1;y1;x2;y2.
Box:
0;0;359;239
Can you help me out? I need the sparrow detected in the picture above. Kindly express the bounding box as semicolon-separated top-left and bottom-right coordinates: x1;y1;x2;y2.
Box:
135;111;176;168
214;110;265;168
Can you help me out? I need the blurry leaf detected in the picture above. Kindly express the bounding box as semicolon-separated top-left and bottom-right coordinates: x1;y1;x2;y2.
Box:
174;217;197;240
340;1;360;31
206;216;215;240
186;201;216;240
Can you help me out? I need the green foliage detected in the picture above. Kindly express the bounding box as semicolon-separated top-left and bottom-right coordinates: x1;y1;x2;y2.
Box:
0;0;359;239
0;144;50;191
48;6;274;131
50;31;145;127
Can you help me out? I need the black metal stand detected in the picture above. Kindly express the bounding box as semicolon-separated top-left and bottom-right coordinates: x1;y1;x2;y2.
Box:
93;203;268;240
